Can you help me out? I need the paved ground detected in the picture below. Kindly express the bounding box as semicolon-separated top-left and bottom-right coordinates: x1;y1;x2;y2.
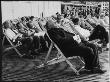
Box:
2;48;110;82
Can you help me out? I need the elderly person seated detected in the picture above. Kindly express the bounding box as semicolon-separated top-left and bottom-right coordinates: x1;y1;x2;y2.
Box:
71;18;109;48
86;14;97;28
78;15;90;30
16;22;48;53
94;13;109;48
71;18;91;40
3;20;38;59
26;16;42;32
97;13;109;31
104;12;109;26
45;20;106;74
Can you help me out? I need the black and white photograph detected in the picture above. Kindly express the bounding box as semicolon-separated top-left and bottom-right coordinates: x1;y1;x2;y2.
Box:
1;1;109;82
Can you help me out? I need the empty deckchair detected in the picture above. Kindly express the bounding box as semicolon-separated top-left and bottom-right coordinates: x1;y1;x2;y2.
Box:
35;19;85;75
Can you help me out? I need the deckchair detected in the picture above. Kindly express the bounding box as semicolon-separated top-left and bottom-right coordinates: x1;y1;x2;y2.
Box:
68;19;100;44
2;21;27;57
35;19;85;75
2;28;23;57
84;20;104;45
84;20;94;31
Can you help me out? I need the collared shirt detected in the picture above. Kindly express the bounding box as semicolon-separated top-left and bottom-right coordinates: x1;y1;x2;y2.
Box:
74;25;90;38
5;28;16;40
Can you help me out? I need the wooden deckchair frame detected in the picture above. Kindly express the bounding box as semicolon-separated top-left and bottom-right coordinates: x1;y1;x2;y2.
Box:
37;17;101;71
2;27;24;57
35;19;85;75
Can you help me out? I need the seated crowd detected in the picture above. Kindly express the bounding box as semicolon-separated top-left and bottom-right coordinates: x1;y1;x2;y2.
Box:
54;12;109;49
2;11;109;74
3;16;49;59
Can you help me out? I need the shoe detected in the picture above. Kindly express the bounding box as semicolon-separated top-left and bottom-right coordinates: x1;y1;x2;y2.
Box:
90;68;106;74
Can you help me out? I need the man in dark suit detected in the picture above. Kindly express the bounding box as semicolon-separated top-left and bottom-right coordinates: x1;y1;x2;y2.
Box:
45;20;106;74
